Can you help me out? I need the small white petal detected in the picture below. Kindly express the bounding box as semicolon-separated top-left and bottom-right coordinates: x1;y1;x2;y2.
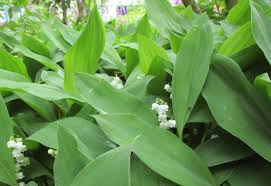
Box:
158;113;167;122
167;120;176;128
16;172;25;180
18;182;25;186
7;140;16;148
48;149;54;155
151;103;159;111
159;121;170;129
21;157;30;167
158;104;169;113
164;84;172;92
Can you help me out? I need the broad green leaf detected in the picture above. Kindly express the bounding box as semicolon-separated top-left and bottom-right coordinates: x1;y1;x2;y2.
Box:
27;117;113;159
172;15;213;136
125;48;139;77
170;32;183;54
188;98;215;123
53;17;80;45
0;48;30;79
219;22;255;57
0;95;16;186
0;32;59;71
124;74;153;99
138;34;169;73
227;157;271;185
95;113;217;186
202;54;271;162
16;92;56;121
196;136;253;167
250;0;271;65
22;34;50;57
227;0;251;25
101;45;126;75
0;69;78;101
131;155;178;186
41;70;64;89
54;126;89;186
254;73;271;101
130;14;152;42
15;45;59;71
74;73;158;125
41;25;70;53
71;143;132;186
210;164;236;185
144;0;186;37
64;5;105;93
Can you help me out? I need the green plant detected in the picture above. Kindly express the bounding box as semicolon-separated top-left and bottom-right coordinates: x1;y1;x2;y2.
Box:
0;0;271;185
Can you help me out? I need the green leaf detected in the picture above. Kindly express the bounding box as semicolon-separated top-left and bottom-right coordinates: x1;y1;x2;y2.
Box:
227;157;271;185
0;48;30;79
54;126;89;186
138;34;169;73
202;54;271;162
144;0;187;37
170;32;183;54
41;24;70;53
0;95;16;186
227;0;251;25
130;14;152;42
71;143;132;186
196;136;253;167
74;73;158;125
101;45;126;75
27;117;113;159
95;113;217;186
172;15;213;136
0;69;77;101
64;5;105;94
22;34;50;57
254;73;271;101
131;155;178;186
219;22;255;57
250;0;271;65
16;92;56;121
124;74;153;99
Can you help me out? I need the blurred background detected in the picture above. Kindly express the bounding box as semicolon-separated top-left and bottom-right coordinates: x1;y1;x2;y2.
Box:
0;0;236;27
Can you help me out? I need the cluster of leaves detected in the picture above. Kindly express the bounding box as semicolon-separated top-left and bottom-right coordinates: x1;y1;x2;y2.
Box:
0;0;271;185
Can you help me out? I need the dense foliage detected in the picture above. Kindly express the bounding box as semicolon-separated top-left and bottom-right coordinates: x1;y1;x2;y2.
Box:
0;0;271;186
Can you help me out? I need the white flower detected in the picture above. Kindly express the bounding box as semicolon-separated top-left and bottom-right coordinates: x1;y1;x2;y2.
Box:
164;84;172;93
167;120;176;128
12;149;23;158
18;182;25;186
211;134;219;139
159;121;169;129
15;142;27;152
16;172;24;180
110;76;123;89
7;140;16;148
48;149;54;156
16;163;21;172
158;104;169;114
20;157;30;167
158;113;167;122
151;103;160;111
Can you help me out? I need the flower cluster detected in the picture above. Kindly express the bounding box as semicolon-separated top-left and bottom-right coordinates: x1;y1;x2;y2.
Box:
152;99;176;129
7;138;30;185
48;148;58;157
110;76;123;89
164;84;172;98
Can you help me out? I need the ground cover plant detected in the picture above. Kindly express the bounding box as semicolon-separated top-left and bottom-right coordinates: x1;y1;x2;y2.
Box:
0;0;271;185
